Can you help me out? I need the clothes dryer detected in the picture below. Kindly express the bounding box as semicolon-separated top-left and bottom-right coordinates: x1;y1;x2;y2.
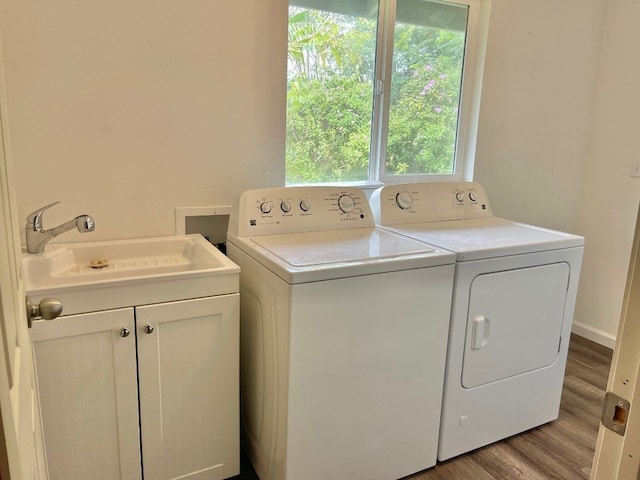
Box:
227;186;455;480
370;181;584;461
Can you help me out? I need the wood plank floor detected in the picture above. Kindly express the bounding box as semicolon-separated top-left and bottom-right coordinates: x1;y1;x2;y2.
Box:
238;334;613;480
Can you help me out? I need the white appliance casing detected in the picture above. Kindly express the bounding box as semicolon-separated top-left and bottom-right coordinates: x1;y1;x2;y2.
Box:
227;186;455;480
370;181;584;461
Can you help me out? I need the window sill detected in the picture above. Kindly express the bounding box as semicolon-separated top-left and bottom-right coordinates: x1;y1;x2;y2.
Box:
286;180;385;196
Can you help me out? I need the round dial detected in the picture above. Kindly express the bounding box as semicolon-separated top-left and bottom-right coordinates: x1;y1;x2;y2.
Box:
395;192;413;210
455;192;465;203
299;199;311;212
259;202;272;214
338;194;356;213
468;191;477;202
280;201;291;213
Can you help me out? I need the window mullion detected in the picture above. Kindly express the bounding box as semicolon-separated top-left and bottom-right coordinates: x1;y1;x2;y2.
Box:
370;0;396;183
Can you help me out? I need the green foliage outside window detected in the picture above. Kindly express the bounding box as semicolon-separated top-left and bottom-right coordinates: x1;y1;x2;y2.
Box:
286;7;465;184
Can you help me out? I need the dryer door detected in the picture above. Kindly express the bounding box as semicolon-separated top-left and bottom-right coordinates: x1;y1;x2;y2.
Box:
461;262;570;389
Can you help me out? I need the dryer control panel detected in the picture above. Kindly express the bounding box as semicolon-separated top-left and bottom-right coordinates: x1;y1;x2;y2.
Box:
370;181;493;225
229;186;374;237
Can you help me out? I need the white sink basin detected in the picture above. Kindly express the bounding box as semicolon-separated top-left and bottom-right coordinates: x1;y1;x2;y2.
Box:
23;235;239;315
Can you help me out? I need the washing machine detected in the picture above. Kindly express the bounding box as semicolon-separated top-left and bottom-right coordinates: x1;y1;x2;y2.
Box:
369;181;584;461
226;186;455;480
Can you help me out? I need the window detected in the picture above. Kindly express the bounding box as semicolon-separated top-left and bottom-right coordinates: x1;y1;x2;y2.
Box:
286;0;486;185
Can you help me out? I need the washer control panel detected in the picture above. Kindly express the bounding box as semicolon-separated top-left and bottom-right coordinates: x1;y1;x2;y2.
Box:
370;181;493;225
229;186;374;236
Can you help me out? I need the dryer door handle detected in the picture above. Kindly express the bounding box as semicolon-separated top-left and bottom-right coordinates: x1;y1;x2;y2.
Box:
471;315;491;350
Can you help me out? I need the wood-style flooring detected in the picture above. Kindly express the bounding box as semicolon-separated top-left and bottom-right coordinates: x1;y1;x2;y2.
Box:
238;334;613;480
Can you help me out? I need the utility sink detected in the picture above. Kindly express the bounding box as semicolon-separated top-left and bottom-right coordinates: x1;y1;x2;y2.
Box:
23;234;239;316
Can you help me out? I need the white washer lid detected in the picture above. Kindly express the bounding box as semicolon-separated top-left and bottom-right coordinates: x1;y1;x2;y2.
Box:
382;217;584;261
230;227;455;284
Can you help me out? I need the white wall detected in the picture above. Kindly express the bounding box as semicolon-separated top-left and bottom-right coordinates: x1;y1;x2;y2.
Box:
0;0;635;346
0;0;288;243
573;0;640;348
474;0;603;232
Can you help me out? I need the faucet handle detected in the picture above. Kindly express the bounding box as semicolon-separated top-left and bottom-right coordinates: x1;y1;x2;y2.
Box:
26;201;60;228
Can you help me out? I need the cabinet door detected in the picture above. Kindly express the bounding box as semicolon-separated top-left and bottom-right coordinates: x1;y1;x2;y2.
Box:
136;294;239;480
31;308;141;480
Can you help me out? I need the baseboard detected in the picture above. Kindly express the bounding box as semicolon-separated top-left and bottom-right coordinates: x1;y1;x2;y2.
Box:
571;321;616;350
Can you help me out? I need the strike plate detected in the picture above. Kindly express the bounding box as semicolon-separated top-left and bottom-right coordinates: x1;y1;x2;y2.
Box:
601;392;630;436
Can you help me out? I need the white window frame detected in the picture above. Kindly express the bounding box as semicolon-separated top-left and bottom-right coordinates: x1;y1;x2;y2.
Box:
286;0;490;188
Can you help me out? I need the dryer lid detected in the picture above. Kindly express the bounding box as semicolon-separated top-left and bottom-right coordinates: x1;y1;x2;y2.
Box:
383;217;584;261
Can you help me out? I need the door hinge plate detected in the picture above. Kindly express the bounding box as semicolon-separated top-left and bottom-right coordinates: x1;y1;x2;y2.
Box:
601;391;630;436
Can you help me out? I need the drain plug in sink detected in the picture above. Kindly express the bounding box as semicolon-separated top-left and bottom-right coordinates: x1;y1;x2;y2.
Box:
89;258;109;269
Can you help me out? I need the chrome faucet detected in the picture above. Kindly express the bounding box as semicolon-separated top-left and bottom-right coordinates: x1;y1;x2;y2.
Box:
25;201;95;254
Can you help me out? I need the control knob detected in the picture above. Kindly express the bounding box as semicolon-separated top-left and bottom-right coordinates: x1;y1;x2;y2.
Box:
299;199;311;212
468;191;477;202
259;202;272;214
455;192;465;203
338;194;356;213
280;201;291;213
395;192;413;210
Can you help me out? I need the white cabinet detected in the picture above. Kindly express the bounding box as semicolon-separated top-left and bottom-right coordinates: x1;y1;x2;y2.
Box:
31;294;239;480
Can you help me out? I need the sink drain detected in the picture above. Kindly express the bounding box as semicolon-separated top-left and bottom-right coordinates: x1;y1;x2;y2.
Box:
89;258;109;269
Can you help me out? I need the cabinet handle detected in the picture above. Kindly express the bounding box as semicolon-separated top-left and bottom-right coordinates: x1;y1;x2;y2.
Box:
144;324;154;334
120;327;130;337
